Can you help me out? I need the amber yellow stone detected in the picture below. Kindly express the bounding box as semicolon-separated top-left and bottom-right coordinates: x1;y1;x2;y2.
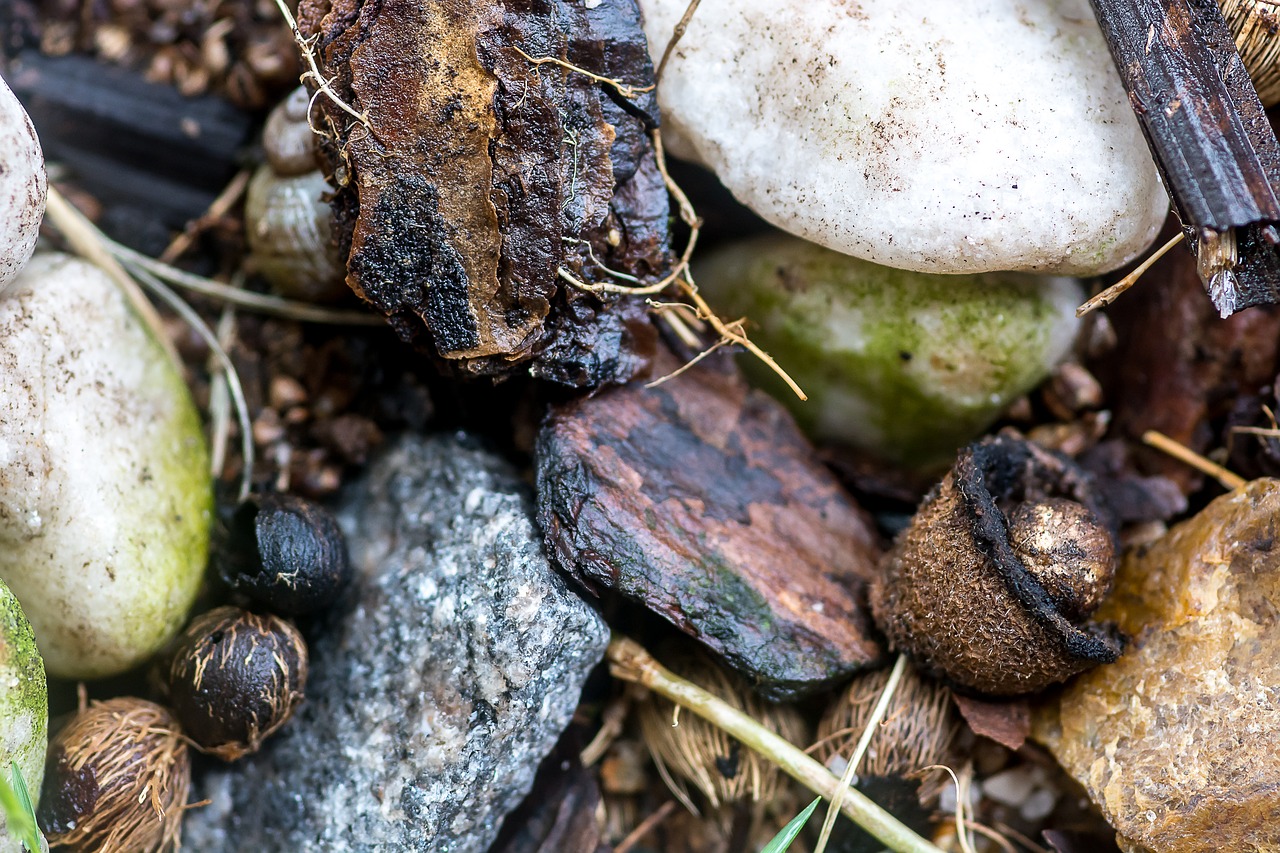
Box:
1035;478;1280;852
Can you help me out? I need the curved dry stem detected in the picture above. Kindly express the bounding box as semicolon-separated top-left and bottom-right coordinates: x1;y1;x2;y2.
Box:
511;45;656;99
130;266;256;502
108;241;383;326
607;636;944;853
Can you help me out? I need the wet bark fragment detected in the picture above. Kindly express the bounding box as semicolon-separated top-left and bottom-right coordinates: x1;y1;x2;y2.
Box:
1089;0;1280;315
298;0;668;386
536;351;886;700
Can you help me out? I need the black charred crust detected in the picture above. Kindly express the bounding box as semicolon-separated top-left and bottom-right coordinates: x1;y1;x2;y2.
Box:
954;435;1123;665
221;493;351;616
348;174;481;354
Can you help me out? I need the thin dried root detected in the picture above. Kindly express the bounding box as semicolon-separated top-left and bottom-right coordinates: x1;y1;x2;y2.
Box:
1142;429;1247;490
644;339;727;389
511;46;656;99
1077;232;1184;317
272;0;370;132
656;0;704;83
607;636;944;853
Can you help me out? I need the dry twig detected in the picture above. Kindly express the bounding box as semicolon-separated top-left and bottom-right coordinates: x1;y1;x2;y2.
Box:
608;636;944;853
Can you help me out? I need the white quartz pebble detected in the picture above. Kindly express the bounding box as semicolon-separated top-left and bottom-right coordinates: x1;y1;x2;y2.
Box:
0;254;211;679
0;74;45;290
639;0;1169;275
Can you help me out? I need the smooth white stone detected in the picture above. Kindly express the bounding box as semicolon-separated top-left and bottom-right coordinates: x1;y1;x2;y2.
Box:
0;254;211;679
0;75;45;290
639;0;1169;275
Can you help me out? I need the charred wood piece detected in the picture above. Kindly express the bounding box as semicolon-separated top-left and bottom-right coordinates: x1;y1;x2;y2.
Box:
1090;0;1280;316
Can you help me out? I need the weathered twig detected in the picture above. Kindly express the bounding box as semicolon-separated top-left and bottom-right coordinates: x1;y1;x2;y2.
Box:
1089;0;1280;316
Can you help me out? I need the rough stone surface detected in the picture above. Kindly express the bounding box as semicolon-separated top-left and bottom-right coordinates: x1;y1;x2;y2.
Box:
183;434;609;852
639;0;1168;276
1035;479;1280;853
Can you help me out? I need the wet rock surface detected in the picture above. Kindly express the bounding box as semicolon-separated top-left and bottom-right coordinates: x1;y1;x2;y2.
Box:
537;352;885;700
1036;478;1280;853
183;434;609;852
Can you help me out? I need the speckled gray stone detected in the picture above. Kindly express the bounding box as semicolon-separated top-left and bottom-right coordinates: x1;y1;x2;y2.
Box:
183;434;609;852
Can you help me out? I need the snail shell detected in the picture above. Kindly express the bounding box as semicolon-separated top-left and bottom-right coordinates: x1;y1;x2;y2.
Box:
245;87;348;302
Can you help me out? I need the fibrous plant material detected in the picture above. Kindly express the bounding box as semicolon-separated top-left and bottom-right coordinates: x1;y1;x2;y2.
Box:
1089;0;1280;316
39;698;191;853
296;0;670;386
1220;0;1280;107
537;350;886;700
814;664;955;784
166;607;308;761
636;652;806;813
871;434;1124;696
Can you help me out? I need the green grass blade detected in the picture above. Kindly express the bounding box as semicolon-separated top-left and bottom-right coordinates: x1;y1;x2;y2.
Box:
6;763;41;853
761;797;821;853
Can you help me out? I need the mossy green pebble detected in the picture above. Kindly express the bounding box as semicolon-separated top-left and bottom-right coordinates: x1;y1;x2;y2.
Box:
0;577;46;853
696;235;1083;470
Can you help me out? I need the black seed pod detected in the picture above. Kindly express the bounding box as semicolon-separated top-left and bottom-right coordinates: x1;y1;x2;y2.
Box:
167;606;308;762
221;492;350;615
870;434;1123;696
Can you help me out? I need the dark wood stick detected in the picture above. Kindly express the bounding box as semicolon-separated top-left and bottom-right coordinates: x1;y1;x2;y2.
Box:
1089;0;1280;316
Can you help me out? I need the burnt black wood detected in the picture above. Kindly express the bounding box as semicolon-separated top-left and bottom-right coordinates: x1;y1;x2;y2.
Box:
1089;0;1280;312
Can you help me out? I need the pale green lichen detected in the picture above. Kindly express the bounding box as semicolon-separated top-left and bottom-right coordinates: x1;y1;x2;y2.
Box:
696;235;1082;471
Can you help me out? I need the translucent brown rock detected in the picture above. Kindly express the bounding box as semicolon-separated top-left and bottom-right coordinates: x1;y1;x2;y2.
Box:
297;0;667;386
1036;478;1280;853
536;352;886;699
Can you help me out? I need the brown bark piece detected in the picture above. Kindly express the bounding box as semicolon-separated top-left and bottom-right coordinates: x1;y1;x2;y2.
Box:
1094;234;1280;492
952;693;1031;752
299;0;666;386
536;352;886;700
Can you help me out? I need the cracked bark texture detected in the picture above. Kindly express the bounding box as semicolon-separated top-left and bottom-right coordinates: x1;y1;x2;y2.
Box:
298;0;667;386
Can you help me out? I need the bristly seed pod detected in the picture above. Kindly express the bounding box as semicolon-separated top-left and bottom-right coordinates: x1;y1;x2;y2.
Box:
870;433;1123;697
38;697;191;853
166;607;308;762
635;651;806;812
1221;0;1280;107
220;493;350;616
814;663;956;783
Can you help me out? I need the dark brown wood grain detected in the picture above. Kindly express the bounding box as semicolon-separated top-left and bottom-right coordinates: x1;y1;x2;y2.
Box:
536;350;886;700
1090;0;1280;313
298;0;666;385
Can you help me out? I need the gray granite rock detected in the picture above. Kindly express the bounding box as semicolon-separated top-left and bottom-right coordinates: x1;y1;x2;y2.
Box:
183;434;610;852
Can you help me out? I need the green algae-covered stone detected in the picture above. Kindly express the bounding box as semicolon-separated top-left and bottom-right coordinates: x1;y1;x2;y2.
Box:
696;235;1083;470
0;577;46;853
0;254;211;679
